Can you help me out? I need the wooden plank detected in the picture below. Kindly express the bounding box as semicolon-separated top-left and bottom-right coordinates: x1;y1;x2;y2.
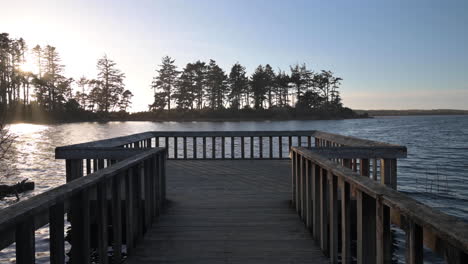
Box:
125;168;135;254
231;137;235;159
250;136;254;158
357;191;376;264
328;171;338;263
222;137;225;158
203;137;206;159
360;158;370;177
16;218;35;264
212;137;215;159
305;160;312;229
183;137;187;159
97;180;109;264
376;197;392;264
381;158;397;189
406;220;423;264
49;202;65;264
320;167;329;256
241;137;245;159
259;136;263;158
279;136;283;158
291;152;296;207
193;137;197;159
313;163;320;241
112;174;123;263
340;178;351;264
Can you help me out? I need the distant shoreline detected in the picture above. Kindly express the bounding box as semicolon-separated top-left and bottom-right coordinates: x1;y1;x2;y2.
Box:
355;109;468;117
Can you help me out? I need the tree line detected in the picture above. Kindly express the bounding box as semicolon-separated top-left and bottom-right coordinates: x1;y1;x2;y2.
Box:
150;56;345;112
0;33;133;120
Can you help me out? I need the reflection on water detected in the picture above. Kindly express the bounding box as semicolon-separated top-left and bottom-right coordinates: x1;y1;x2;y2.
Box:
0;116;467;263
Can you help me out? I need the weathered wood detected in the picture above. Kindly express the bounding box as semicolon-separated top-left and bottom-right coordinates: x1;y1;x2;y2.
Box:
241;136;245;159
183;137;187;159
340;178;351;264
126;160;329;264
125;168;135;254
203;137;206;159
16;218;35;264
174;137;178;159
328;171;338;263
305;160;312;229
259;136;263;158
112;174;123;263
313;163;320;241
97;181;109;264
320;167;329;256
279;136;283;158
356;191;376;264
49;202;65;264
193;137;197;159
212;137;215;159
381;158;397;189
406;220;423;264
360;158;370;177
291;151;296;206
221;136;225;158
376;197;392;264
250;136;254;158
231;137;235;159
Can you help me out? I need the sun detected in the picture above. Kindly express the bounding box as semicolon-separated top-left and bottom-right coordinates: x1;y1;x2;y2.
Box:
18;53;37;73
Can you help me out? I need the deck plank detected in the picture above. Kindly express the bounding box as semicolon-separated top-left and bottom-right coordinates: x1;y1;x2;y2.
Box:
126;160;329;264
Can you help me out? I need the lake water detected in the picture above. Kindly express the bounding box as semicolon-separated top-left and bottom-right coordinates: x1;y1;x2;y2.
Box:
1;115;467;263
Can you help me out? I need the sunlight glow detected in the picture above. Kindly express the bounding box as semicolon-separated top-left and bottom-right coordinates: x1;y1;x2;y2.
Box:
7;123;48;136
18;54;37;74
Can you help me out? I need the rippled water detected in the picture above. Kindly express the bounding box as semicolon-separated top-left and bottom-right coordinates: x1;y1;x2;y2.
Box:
1;115;467;262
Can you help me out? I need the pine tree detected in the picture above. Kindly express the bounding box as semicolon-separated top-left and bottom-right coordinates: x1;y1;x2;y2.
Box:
250;65;268;109
205;60;228;109
91;55;126;112
228;63;248;109
264;64;276;108
151;56;178;111
174;63;197;109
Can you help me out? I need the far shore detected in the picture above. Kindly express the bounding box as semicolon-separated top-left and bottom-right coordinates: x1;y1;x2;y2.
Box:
355;109;468;117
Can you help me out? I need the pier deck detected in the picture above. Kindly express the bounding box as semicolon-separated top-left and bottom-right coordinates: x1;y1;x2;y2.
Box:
127;160;329;263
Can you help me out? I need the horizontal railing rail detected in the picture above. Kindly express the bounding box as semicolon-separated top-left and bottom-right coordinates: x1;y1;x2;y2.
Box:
56;130;407;161
291;147;468;264
0;148;167;264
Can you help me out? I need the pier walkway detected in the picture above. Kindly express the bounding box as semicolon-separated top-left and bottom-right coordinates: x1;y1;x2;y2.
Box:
1;130;467;264
127;160;328;263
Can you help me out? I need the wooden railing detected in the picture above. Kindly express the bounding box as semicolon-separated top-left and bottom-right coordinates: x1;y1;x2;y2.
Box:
0;148;167;264
291;147;468;264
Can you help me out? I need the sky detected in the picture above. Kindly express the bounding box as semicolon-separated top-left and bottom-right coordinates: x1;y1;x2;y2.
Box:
2;0;468;111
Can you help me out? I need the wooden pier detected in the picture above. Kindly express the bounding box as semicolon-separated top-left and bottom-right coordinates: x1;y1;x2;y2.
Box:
0;130;467;263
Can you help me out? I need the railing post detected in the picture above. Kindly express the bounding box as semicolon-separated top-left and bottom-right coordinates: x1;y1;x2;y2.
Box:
381;159;397;190
16;218;35;264
360;158;370;177
125;168;135;255
376;197;392;264
305;160;312;229
328;171;338;263
221;136;225;158
259;136;263;158
320;167;329;256
112;174;123;263
203;137;207;159
340;178;351;264
193;137;197;159
291;151;296;206
279;136;283;158
212;137;216;159
183;136;187;159
406;220;423;264
241;137;245;159
269;136;273;158
49;202;65;264
357;191;376;264
313;163;320;240
250;136;254;158
231;137;235;159
97;181;109;264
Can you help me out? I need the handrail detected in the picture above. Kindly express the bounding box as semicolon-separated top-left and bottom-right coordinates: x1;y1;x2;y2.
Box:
0;148;167;264
56;130;407;161
291;147;468;263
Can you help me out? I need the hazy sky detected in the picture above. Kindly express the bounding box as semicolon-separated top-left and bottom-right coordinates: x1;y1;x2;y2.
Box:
2;0;468;111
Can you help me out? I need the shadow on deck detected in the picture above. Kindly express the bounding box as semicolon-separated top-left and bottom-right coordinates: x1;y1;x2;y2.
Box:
127;160;329;263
